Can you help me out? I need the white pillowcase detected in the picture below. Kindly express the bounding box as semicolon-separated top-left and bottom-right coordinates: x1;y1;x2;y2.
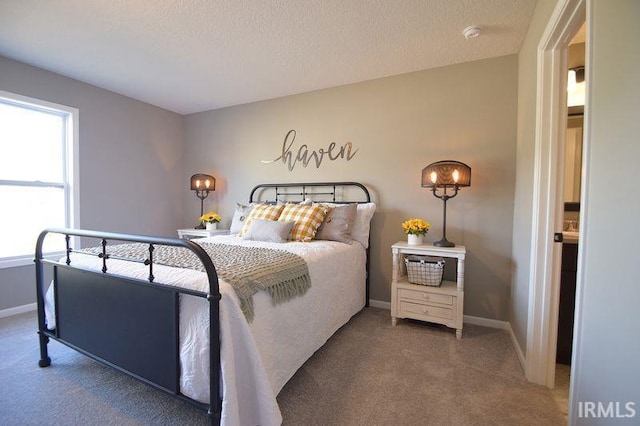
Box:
241;219;295;243
352;202;376;249
230;203;255;234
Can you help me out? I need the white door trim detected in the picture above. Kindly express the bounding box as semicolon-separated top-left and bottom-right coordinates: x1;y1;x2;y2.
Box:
525;0;585;387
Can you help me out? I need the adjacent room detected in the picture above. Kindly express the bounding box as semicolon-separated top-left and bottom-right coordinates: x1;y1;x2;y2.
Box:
1;1;638;425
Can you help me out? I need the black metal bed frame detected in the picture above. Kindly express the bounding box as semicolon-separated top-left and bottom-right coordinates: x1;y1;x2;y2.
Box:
34;181;371;425
249;181;370;205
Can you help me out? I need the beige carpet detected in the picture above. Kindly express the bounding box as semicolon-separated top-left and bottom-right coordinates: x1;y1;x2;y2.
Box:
277;307;566;425
1;307;566;425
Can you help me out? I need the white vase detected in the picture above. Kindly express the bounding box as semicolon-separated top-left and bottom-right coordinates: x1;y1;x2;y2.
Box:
205;222;217;230
407;234;423;245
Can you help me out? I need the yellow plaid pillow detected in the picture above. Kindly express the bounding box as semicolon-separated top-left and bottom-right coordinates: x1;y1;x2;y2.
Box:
239;204;285;236
278;204;330;242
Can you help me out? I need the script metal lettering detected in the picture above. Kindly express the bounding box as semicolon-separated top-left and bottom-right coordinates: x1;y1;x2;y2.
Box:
262;129;358;171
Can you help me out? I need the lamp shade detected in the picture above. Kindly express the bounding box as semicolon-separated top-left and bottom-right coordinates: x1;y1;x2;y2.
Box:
190;174;216;191
421;161;471;188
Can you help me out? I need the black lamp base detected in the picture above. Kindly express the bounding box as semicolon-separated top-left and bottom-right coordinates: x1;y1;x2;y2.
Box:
194;223;205;229
434;238;455;248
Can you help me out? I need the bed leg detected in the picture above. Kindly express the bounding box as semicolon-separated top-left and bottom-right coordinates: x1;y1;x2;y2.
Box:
38;332;51;367
35;239;51;368
207;409;221;426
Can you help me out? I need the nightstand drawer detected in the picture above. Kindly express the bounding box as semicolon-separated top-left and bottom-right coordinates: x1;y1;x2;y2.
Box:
400;301;454;321
398;288;453;306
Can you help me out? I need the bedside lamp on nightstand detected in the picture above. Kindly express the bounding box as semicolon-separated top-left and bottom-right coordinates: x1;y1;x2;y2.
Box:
421;160;471;247
190;173;215;229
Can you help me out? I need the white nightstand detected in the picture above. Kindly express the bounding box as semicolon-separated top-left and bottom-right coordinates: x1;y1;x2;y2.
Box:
390;241;466;339
177;228;230;239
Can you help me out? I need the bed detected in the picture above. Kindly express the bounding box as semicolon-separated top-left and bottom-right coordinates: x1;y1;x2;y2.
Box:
35;181;374;425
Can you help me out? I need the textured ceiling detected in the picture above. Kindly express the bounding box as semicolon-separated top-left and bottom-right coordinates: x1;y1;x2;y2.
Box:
0;0;538;114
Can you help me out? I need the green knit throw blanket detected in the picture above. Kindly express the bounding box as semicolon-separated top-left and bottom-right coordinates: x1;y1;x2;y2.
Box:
81;242;311;322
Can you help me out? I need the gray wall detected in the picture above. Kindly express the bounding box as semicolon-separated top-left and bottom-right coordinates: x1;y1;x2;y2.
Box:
570;0;640;421
184;55;518;319
0;56;185;310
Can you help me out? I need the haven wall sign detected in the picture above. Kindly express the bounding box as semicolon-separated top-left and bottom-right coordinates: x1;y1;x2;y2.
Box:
262;129;359;171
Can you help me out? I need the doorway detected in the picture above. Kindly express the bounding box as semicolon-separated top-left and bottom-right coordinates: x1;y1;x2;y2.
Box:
552;25;585;418
524;0;586;392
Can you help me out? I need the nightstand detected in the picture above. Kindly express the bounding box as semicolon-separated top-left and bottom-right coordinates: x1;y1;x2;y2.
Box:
390;242;466;339
177;228;230;239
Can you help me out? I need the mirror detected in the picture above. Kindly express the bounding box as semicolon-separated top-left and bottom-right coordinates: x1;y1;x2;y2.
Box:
565;108;583;203
565;35;585;204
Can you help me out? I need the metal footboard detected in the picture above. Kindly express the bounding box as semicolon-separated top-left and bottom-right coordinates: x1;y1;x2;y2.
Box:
35;228;222;425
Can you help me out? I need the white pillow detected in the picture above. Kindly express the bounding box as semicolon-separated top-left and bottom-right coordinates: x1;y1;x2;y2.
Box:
241;219;295;243
352;202;376;249
230;203;255;234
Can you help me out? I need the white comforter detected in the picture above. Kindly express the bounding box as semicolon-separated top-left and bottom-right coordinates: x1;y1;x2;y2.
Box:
45;235;366;426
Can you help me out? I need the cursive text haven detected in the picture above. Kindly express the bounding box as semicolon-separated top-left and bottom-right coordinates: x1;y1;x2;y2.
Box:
262;129;359;171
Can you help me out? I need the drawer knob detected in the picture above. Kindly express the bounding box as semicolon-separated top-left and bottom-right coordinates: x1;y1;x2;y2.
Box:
423;294;429;300
423;308;428;314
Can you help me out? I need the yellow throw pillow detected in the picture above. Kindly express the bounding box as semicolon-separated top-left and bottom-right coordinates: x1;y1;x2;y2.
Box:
239;204;285;236
278;204;330;242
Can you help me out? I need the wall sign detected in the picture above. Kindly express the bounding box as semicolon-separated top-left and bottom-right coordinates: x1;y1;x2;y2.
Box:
262;129;359;171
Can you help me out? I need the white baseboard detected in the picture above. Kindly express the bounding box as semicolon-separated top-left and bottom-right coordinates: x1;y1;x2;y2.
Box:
369;299;391;310
463;314;510;330
0;302;37;319
463;314;526;370
507;322;527;371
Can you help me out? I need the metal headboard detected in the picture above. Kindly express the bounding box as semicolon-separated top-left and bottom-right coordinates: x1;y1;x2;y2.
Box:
249;181;371;204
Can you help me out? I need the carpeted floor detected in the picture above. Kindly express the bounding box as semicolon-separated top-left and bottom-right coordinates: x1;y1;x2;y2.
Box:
0;308;566;425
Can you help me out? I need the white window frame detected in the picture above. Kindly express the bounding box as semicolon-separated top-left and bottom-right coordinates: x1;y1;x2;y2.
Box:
0;90;80;268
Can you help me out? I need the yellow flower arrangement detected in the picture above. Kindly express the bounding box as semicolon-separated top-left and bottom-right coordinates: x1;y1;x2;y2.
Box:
200;211;221;224
402;218;430;236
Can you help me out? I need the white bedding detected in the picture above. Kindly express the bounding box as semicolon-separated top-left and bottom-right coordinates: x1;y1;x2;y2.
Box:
45;235;366;426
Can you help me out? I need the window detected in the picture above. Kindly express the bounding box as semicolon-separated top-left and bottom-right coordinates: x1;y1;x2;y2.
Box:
0;90;79;268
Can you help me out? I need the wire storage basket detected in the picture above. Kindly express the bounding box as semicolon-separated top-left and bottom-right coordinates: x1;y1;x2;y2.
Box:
404;255;445;286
